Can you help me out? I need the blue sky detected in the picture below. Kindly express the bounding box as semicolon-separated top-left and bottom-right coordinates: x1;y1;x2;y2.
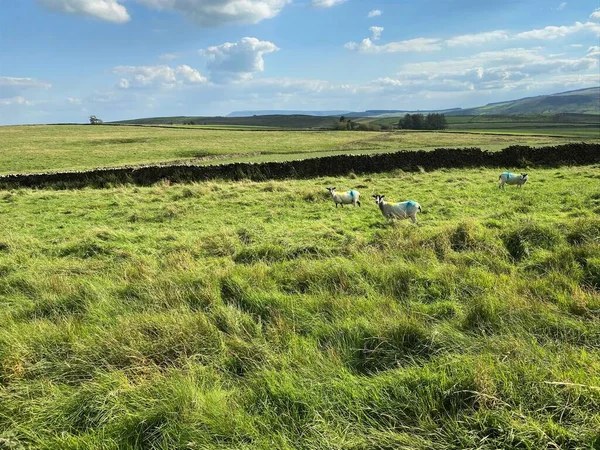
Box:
1;0;599;124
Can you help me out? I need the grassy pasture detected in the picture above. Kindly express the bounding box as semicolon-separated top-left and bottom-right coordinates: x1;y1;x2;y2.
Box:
0;165;599;448
1;124;598;174
368;114;600;138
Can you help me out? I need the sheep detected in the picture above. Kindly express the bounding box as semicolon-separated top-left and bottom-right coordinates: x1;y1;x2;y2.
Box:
372;194;421;224
499;172;528;189
327;187;361;207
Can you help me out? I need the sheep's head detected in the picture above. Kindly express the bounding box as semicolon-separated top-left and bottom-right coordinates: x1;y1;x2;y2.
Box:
372;194;385;205
327;187;337;195
521;173;528;182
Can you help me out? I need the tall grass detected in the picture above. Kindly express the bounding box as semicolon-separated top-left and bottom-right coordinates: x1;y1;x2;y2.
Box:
1;125;597;174
0;166;598;448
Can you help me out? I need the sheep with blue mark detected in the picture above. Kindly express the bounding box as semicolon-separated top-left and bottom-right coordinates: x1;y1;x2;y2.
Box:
327;187;361;208
499;172;528;189
372;194;422;224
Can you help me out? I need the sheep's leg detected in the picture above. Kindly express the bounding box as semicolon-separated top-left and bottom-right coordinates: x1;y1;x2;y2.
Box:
410;215;416;224
357;201;361;207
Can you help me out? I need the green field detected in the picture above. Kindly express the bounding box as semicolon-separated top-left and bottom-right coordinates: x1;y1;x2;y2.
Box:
366;114;600;138
1;125;598;174
111;114;338;129
0;165;599;448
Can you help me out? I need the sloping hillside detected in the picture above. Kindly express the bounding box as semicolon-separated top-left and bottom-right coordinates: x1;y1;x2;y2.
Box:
452;87;600;115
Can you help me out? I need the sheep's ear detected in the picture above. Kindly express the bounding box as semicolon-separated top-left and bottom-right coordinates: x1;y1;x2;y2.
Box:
372;195;377;198
381;195;385;198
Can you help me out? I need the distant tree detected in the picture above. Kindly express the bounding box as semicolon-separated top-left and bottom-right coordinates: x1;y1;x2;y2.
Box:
424;113;448;130
340;115;345;122
411;114;424;130
346;119;352;130
399;114;413;129
89;115;103;125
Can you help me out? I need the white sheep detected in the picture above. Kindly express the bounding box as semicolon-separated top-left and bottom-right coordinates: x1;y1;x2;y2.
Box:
327;187;361;207
372;194;422;224
499;172;528;189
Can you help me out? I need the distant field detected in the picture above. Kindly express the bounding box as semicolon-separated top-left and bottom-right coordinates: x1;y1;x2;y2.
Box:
1;124;598;174
368;114;600;138
1;166;599;448
112;114;337;129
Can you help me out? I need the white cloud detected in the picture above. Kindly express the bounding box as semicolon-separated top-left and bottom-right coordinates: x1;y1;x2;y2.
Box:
373;77;402;87
0;76;52;90
557;2;567;10
311;0;346;7
0;76;52;99
114;64;207;89
0;96;33;106
392;48;599;93
67;97;82;104
36;0;130;23
345;37;442;53
200;37;279;82
447;30;510;47
159;52;180;61
587;46;600;57
591;8;600;20
514;21;600;40
367;9;381;18
446;21;600;47
176;64;208;83
135;0;290;26
370;26;384;41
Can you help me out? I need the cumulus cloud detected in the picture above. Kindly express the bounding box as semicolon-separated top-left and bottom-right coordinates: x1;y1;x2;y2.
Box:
135;0;290;26
114;64;207;89
200;37;278;82
370;26;383;41
345;37;442;53
391;48;599;93
367;9;381;18
591;8;600;20
311;0;346;7
36;0;130;23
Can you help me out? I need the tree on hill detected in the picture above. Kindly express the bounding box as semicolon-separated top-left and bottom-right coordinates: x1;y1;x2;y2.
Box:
89;115;103;125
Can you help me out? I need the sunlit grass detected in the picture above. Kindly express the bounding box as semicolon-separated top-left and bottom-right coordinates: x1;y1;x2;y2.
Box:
0;165;599;448
1;125;596;174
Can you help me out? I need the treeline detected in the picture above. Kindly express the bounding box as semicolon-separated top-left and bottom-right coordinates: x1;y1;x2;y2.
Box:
335;117;381;131
0;143;597;190
335;113;448;132
398;113;448;130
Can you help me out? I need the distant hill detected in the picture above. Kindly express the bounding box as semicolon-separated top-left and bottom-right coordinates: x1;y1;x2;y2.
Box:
449;87;600;115
227;110;351;117
111;114;338;129
110;87;599;129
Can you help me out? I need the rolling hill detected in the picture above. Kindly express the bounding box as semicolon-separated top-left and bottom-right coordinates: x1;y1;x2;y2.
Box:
448;87;600;115
110;87;599;128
